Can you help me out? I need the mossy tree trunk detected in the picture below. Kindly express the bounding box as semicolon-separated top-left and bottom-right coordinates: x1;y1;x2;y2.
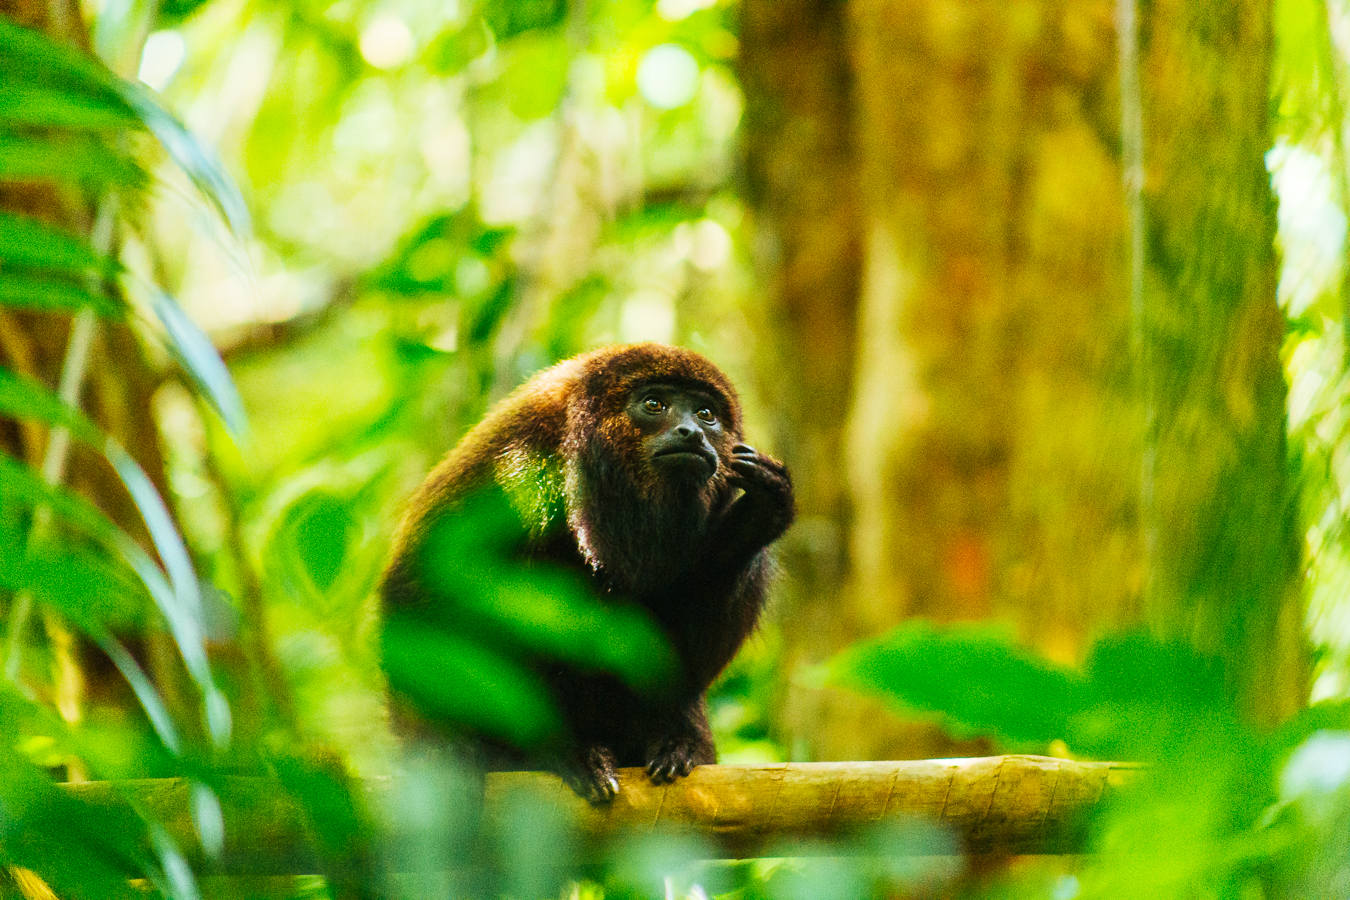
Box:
738;0;864;755
741;0;1305;761
1139;0;1305;724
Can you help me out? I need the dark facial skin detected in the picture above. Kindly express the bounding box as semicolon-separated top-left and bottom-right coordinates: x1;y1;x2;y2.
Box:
627;384;723;478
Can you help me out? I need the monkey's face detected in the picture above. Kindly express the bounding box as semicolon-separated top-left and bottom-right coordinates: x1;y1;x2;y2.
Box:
626;382;725;481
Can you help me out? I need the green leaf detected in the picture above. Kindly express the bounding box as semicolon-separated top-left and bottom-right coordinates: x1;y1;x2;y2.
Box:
0;744;148;900
94;632;182;754
121;85;252;236
0;212;117;276
150;292;247;435
0;19;248;235
0;82;138;129
0;18;129;111
381;614;563;748
482;0;566;41
419;489;681;694
0;365;103;444
0;273;121;316
4;542;147;634
0;133;145;189
0;367;227;747
826;620;1086;745
280;491;354;592
0;450;121;545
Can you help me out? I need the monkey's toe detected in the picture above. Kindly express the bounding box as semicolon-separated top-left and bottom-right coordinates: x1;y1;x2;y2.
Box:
646;740;700;785
560;745;621;804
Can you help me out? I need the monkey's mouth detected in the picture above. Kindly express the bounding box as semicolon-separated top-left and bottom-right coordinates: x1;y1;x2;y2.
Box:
654;447;717;471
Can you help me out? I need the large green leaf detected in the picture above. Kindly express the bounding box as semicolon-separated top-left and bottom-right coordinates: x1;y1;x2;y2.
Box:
381;614;563;748
418;489;680;695
826;620;1086;745
0;746;147;900
0;365;103;444
0;18;132;114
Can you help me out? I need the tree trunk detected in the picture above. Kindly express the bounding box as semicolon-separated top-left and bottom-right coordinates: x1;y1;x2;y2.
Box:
1139;0;1305;724
833;0;1139;760
738;0;864;756
741;0;1305;760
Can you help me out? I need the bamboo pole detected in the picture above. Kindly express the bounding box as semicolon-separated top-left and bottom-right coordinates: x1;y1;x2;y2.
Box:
60;756;1135;873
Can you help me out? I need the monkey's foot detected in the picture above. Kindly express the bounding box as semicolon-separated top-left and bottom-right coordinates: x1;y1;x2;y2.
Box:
559;745;620;804
645;737;705;785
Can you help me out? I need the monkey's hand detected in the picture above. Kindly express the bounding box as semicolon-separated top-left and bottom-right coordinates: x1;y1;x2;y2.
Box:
715;445;794;570
558;744;621;804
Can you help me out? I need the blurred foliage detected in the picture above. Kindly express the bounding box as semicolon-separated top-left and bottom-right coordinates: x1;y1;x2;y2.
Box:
3;0;1350;895
827;622;1350;900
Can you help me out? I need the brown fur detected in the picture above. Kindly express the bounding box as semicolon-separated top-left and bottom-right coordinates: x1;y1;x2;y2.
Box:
381;343;792;799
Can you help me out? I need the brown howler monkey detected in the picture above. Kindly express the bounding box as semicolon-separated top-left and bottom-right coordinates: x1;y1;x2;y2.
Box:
381;343;793;801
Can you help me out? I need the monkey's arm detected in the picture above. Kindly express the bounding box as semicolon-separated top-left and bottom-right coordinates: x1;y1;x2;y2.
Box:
711;444;794;574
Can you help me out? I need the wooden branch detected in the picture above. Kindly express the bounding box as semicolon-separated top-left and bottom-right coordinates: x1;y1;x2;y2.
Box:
61;756;1136;874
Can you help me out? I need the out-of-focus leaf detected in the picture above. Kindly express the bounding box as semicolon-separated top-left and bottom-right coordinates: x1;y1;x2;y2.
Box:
424;20;492;74
122;85;251;236
482;0;565;41
0;212;118;277
826;620;1085;745
0;366;103;444
150;291;247;435
420;489;680;694
0;82;138;129
280;491;354;593
158;0;213;25
0;367;227;746
494;30;569;119
1;542;147;633
1272;0;1337;142
1071;632;1236;760
0;134;145;189
267;750;373;894
381;614;563;748
461;279;515;347
0;17;129;111
0;273;121;316
496;787;577;900
0;743;150;900
543;274;608;360
606;831;726;900
0;19;249;234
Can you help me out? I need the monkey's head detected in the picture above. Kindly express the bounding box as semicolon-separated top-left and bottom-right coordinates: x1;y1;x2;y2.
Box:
563;343;743;510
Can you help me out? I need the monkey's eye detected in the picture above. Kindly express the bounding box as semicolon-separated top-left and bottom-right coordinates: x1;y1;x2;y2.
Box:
696;407;717;424
641;396;666;413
